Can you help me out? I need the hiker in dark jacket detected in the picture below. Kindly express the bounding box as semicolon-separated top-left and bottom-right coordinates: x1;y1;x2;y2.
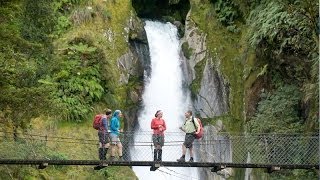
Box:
98;109;112;161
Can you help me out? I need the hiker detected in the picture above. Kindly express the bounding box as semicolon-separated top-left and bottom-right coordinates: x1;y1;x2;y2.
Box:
109;110;123;161
98;109;112;161
177;110;200;162
151;110;166;161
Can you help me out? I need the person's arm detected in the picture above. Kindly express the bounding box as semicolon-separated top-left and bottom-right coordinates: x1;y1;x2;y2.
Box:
195;118;200;134
110;118;117;131
151;119;157;129
179;121;186;132
162;119;166;131
116;119;120;132
102;117;108;130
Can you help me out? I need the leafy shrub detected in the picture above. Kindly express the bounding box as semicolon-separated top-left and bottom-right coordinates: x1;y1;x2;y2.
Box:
248;84;303;133
70;5;112;26
70;7;94;25
181;41;193;59
210;0;240;31
21;0;56;43
40;40;105;122
54;15;71;36
247;1;315;57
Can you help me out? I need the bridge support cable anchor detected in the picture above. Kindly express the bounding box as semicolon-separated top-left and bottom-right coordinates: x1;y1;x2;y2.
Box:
266;166;280;173
150;163;161;171
211;165;226;172
38;163;48;169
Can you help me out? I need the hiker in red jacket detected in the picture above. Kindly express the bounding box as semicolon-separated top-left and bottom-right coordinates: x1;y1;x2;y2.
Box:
151;110;166;161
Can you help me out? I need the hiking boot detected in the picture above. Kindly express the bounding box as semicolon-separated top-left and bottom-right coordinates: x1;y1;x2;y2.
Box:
109;156;115;161
100;161;108;167
153;149;157;161
177;156;185;162
157;149;162;162
98;148;104;160
118;156;124;161
189;157;194;162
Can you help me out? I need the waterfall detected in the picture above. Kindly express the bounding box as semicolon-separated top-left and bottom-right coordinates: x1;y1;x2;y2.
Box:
131;21;199;180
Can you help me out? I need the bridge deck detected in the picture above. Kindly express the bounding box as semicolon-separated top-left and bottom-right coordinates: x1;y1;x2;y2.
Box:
0;159;317;169
0;131;318;171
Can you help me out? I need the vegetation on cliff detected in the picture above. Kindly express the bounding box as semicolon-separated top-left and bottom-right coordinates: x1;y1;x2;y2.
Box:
0;0;139;179
188;0;318;179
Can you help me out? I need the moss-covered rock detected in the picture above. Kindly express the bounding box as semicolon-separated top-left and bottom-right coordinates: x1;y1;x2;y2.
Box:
189;0;247;129
181;41;193;59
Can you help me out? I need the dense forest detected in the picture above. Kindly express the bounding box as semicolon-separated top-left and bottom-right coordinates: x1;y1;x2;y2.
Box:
0;0;318;179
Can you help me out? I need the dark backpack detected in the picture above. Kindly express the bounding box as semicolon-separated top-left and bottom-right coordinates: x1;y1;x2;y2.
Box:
192;117;204;139
93;114;103;130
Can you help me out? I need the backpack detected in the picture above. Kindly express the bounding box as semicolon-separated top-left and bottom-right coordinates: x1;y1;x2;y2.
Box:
93;114;103;130
192;117;204;139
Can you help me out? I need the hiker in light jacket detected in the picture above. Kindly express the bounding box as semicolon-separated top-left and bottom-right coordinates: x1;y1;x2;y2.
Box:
177;110;200;162
110;110;123;161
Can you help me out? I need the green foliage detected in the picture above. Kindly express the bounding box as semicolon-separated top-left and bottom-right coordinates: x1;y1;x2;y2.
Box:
0;139;69;179
302;54;319;131
54;15;71;36
270;169;318;180
181;41;193;59
70;6;95;26
1;86;54;129
97;166;138;180
53;0;86;12
52;0;89;37
189;59;206;100
0;0;135;178
210;0;240;32
40;41;105;122
248;84;303;133
0;1;56;129
69;5;112;26
247;1;316;58
21;0;57;43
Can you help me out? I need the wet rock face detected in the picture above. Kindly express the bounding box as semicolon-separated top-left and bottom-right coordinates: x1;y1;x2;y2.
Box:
118;13;150;133
129;16;148;44
196;59;229;117
181;11;229;118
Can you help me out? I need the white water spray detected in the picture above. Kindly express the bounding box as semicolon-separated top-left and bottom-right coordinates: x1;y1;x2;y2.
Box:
131;21;199;180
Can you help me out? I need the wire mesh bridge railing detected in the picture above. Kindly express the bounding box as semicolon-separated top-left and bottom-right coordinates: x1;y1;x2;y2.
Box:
0;130;318;171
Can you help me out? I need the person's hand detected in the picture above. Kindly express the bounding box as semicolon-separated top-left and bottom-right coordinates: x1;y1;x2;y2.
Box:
179;127;183;131
119;129;123;133
159;127;163;132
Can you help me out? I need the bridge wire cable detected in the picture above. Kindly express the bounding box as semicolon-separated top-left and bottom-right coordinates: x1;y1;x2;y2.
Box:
0;130;221;145
157;168;186;180
0;135;99;145
0;123;318;135
1;130;317;148
0;134;190;147
0;135;186;147
162;167;200;180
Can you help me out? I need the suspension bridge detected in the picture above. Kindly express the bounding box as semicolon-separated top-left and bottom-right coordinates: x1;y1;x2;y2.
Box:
0;129;318;174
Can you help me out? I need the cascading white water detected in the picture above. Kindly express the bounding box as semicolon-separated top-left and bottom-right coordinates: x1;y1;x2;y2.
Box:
131;21;199;180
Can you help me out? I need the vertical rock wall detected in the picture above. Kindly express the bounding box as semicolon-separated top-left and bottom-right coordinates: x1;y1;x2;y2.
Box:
181;11;229;118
